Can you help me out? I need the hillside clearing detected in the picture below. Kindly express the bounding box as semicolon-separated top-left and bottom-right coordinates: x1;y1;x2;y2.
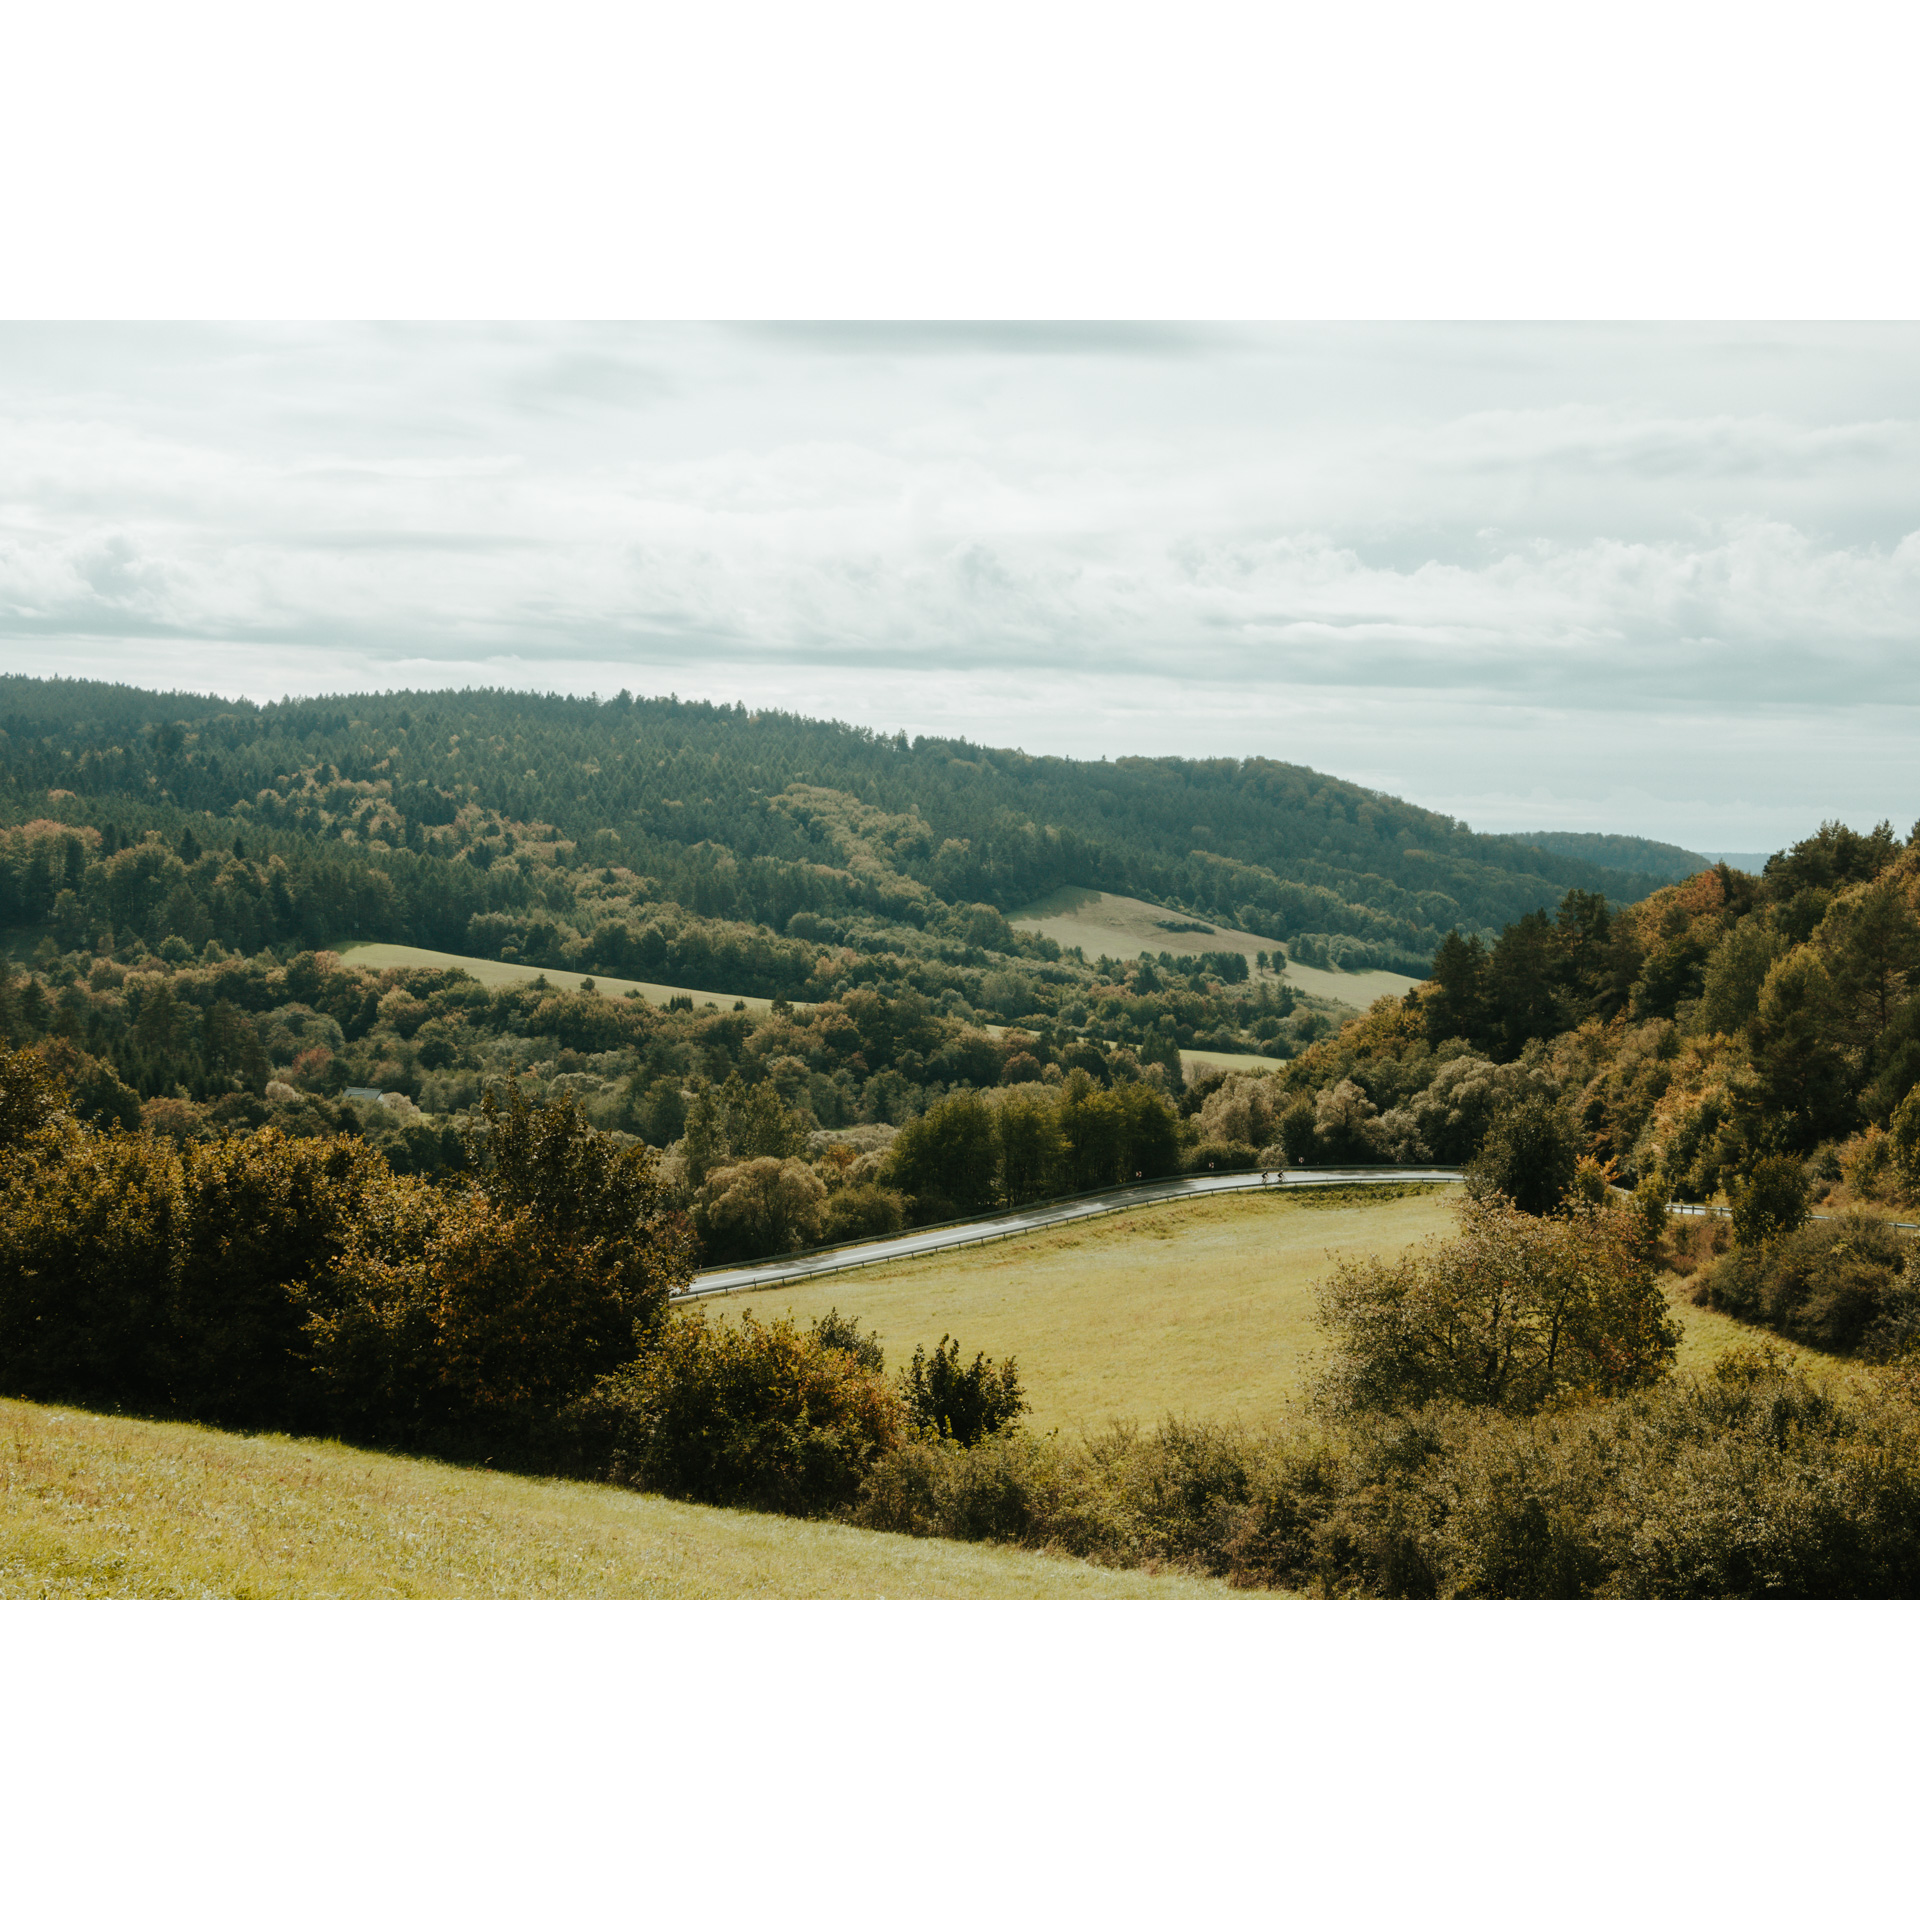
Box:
1006;886;1418;1011
332;941;798;1014
0;1398;1249;1600
699;1188;1861;1433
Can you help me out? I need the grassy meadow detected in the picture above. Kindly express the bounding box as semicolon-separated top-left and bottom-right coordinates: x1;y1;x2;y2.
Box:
332;941;798;1014
0;1397;1250;1600
700;1186;1460;1433
1006;886;1420;1011
697;1186;1863;1434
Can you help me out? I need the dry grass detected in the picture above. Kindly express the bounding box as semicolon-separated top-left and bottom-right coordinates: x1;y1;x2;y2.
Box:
331;941;797;1014
0;1398;1246;1600
702;1187;1864;1433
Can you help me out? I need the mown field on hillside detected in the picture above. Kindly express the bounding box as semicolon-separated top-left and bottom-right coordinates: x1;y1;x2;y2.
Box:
334;940;794;1013
0;1397;1251;1601
1007;886;1419;1010
696;1188;1859;1434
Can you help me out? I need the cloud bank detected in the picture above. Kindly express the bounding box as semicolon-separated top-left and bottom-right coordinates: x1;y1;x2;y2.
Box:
2;322;1917;850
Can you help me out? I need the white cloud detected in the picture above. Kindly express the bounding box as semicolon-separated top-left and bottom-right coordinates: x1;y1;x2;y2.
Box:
2;323;1918;850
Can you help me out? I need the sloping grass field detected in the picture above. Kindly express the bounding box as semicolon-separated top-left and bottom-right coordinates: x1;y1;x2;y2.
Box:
699;1187;1860;1433
1006;886;1419;1011
0;1398;1246;1600
332;941;796;1014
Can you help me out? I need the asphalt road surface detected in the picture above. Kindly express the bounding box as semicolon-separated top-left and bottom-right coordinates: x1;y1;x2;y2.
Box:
685;1166;1465;1299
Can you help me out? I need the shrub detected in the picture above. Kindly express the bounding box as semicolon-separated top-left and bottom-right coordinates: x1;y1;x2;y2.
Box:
1703;1213;1917;1354
902;1334;1026;1446
853;1428;1104;1550
574;1312;907;1515
818;1183;906;1245
1466;1098;1579;1215
1728;1152;1812;1248
1181;1140;1261;1174
695;1155;827;1261
1314;1193;1678;1417
810;1308;885;1372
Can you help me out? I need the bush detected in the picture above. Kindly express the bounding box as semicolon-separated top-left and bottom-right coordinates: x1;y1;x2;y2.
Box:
853;1428;1104;1551
574;1312;907;1515
1314;1193;1678;1417
902;1334;1026;1446
1703;1213;1917;1354
1728;1152;1812;1248
1467;1098;1579;1215
1181;1140;1261;1174
810;1308;885;1372
695;1155;827;1261
818;1183;906;1245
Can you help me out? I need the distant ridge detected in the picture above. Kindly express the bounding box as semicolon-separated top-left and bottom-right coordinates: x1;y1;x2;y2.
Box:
0;673;1697;966
1504;830;1712;885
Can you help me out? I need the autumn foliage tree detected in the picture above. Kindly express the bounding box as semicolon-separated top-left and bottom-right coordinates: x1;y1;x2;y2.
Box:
1314;1194;1678;1418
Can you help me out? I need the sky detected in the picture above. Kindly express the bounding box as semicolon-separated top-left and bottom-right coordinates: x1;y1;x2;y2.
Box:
3;320;1918;857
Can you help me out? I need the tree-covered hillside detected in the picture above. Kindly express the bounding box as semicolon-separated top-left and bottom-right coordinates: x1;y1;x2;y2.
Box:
1502;830;1709;884
0;676;1679;975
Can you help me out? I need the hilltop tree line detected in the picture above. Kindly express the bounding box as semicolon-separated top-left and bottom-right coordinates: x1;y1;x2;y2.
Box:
0;675;1689;974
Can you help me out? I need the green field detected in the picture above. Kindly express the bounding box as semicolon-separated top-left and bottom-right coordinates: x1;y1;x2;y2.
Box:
1007;886;1419;1012
701;1188;1458;1433
698;1188;1860;1433
0;1397;1248;1600
333;941;798;1014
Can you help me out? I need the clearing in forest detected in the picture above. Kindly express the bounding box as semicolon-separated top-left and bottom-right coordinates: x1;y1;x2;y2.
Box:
332;941;795;1013
1006;886;1419;1010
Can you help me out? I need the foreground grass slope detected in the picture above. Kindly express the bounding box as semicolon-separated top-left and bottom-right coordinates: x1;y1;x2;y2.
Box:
0;1397;1246;1600
702;1188;1859;1434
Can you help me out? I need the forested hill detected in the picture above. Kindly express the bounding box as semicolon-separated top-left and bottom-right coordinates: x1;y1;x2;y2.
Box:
1;676;1680;970
1505;830;1709;885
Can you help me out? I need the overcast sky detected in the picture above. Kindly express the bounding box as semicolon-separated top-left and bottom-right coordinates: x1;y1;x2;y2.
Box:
2;321;1917;854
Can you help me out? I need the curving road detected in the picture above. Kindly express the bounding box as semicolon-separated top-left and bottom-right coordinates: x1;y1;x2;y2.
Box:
684;1166;1465;1299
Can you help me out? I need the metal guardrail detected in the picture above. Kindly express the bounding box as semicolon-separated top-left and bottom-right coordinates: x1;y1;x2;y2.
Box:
1665;1200;1920;1235
681;1165;1466;1301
